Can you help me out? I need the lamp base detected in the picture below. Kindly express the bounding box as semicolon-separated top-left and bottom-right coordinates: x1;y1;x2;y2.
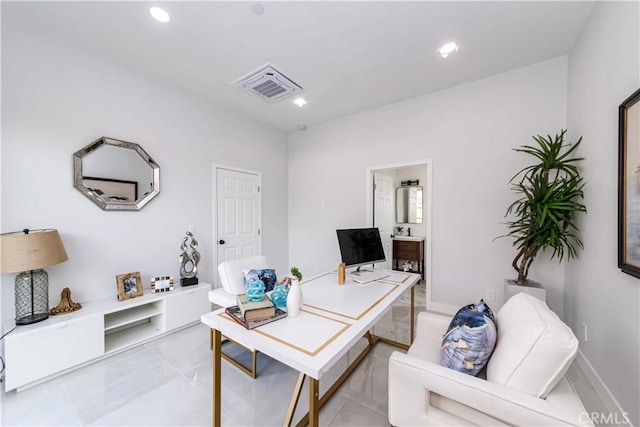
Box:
15;312;49;325
15;269;50;325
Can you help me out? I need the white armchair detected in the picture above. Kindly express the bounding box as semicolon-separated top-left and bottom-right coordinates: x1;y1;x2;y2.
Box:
208;255;269;378
388;293;592;426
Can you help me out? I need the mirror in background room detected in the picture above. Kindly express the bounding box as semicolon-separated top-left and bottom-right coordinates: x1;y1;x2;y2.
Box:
73;137;160;211
396;185;423;224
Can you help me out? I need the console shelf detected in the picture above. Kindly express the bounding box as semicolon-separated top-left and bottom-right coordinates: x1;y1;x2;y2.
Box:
105;321;162;353
104;302;163;332
3;283;211;392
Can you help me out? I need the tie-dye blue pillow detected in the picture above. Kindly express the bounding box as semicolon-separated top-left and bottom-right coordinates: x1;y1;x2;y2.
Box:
441;299;497;376
243;269;277;292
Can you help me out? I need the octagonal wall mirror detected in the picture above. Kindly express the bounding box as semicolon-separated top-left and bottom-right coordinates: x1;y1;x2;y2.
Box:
73;137;160;211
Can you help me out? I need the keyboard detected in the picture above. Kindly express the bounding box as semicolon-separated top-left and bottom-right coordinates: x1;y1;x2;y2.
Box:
350;270;389;284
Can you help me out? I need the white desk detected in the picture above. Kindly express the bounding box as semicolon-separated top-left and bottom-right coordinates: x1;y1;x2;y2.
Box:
201;269;420;427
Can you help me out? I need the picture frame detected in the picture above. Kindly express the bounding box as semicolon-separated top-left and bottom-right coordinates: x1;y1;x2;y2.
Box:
151;276;174;293
116;271;143;301
618;87;640;278
83;176;138;202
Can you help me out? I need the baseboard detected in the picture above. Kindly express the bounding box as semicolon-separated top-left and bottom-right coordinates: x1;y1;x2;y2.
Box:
425;300;459;316
574;350;632;426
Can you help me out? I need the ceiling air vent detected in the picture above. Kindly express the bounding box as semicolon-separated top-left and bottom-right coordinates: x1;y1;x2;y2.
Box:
232;63;302;102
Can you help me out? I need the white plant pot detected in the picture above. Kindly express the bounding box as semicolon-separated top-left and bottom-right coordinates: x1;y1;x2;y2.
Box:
287;279;303;317
504;279;546;304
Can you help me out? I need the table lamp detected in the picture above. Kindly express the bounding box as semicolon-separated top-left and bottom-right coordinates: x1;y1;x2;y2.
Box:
1;229;68;325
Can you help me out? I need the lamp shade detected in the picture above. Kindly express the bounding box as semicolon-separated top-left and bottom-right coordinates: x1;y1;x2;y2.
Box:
1;229;68;273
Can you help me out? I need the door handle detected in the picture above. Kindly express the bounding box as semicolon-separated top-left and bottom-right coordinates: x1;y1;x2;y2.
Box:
219;240;225;245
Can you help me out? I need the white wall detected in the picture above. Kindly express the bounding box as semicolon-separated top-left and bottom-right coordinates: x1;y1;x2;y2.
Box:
0;22;289;321
566;2;640;424
289;57;568;315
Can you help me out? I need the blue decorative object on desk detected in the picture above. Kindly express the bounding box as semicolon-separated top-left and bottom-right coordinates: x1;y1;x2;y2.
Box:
246;280;266;302
244;268;277;292
270;284;289;308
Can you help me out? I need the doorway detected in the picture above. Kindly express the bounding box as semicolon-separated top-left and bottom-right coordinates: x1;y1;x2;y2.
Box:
367;160;432;307
213;165;262;288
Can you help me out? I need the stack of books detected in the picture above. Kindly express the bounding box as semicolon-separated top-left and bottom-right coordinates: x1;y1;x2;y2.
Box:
225;294;287;329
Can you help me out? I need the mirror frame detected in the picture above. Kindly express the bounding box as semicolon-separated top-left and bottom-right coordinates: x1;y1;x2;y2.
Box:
73;137;160;211
396;185;423;224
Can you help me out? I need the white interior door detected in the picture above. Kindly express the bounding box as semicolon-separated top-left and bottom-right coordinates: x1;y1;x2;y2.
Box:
215;167;262;281
373;172;394;269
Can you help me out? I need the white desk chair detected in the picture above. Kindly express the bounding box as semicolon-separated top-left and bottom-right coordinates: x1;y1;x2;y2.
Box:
209;255;269;378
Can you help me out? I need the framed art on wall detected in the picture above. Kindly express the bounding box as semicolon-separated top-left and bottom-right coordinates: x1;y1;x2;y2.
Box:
618;87;640;278
116;271;143;301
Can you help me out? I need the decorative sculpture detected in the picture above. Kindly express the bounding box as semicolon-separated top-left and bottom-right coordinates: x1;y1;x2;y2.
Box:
178;231;200;286
50;287;82;315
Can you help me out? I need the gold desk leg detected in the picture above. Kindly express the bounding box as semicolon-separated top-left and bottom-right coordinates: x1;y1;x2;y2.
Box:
370;283;417;350
212;329;222;427
214;336;258;379
294;335;377;427
220;346;258;379
410;284;415;344
309;377;319;427
284;373;306;427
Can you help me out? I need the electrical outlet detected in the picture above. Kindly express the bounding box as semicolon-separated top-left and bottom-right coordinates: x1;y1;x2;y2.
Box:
582;323;588;342
486;289;496;301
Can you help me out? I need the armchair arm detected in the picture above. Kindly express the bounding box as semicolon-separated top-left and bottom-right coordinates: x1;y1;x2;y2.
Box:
415;311;451;340
389;352;591;427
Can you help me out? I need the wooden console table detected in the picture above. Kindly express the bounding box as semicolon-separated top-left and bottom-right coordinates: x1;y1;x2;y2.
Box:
392;238;424;279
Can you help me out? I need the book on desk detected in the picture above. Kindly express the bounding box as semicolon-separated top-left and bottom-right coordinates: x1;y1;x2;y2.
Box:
236;294;276;321
225;305;287;329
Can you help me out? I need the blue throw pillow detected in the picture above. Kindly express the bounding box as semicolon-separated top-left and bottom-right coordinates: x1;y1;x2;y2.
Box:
243;269;277;292
441;299;497;376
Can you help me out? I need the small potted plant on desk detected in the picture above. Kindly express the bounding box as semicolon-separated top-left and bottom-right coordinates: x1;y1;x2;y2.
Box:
287;267;303;317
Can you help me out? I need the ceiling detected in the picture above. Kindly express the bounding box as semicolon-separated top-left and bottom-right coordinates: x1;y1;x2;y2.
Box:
3;1;596;132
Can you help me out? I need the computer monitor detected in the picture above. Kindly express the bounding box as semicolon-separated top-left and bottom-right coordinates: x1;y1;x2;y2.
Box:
336;227;386;270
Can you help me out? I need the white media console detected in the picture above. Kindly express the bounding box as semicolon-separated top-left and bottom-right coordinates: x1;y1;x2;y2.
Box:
2;283;211;392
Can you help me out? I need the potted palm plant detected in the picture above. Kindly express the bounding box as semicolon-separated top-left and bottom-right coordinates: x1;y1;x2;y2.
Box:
501;129;587;286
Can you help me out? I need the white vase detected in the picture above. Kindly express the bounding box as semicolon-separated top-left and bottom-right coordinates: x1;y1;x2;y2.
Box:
287;279;303;317
504;279;546;304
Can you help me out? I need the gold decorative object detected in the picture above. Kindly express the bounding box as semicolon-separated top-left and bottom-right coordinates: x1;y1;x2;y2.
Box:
50;287;82;315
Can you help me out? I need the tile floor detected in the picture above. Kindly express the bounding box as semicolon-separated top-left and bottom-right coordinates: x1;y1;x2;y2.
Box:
0;283;609;426
0;285;424;427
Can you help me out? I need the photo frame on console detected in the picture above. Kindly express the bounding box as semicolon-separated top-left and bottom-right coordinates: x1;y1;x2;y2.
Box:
116;271;143;301
618;87;640;278
151;276;174;293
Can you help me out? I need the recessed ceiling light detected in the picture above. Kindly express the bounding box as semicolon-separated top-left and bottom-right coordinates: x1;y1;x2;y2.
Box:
437;42;459;58
297;125;307;131
149;7;170;23
294;98;307;108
